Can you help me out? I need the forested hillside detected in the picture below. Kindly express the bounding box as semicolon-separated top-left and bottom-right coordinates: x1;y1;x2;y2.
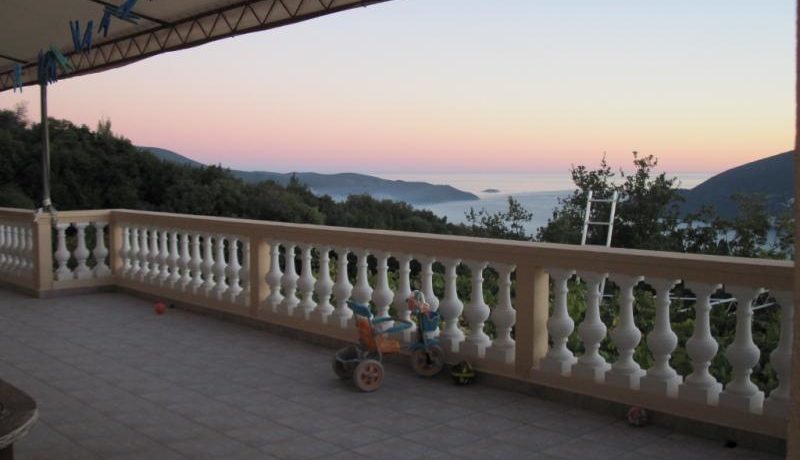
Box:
0;110;468;236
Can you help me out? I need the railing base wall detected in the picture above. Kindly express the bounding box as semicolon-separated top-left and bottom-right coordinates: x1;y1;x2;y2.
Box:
108;285;787;456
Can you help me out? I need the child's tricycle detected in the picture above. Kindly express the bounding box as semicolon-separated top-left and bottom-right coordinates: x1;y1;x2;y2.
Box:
333;291;446;391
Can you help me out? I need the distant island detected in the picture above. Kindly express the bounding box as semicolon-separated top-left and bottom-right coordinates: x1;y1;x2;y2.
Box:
139;147;479;205
482;188;500;193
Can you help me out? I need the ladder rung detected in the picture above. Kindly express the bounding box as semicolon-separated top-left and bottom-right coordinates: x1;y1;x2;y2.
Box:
589;198;616;203
587;221;611;226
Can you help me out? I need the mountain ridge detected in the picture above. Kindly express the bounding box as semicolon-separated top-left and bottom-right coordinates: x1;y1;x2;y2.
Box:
679;151;794;218
138;147;479;205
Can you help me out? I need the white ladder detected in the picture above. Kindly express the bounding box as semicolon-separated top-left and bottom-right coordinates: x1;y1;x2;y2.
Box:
580;190;619;298
580;190;618;247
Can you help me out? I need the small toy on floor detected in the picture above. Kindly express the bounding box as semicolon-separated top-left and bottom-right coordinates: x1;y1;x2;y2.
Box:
153;301;166;315
626;406;648;427
451;361;475;385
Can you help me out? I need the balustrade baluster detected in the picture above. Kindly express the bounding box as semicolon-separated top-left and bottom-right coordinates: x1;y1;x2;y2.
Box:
438;258;464;353
0;225;7;271
213;235;229;300
462;261;491;359
541;269;576;375
158;229;170;285
486;264;516;364
227;237;243;303
678;282;723;405
179;232;192;290
296;244;316;319
640;278;682;397
138;228;150;282
331;247;353;328
54;223;72;281
72;223;91;279
202;234;216;295
718;286;765;413
278;243;300;315
148;228;160;284
571;271;610;382
605;275;645;389
190;233;204;293
129;228;141;279
9;226;20;271
763;290;794;418
391;253;415;342
92;222;111;278
313;246;334;324
168;230;181;287
352;249;373;307
420;256;439;311
120;226;130;276
240;239;250;306
372;251;393;319
265;241;284;310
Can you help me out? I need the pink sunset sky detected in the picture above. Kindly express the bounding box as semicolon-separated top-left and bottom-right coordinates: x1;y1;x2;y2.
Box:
0;0;794;175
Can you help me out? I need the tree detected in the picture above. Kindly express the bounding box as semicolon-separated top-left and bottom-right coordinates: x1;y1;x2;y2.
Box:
465;196;533;241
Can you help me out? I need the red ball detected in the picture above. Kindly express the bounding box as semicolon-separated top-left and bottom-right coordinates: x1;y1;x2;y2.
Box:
627;406;648;427
154;301;167;315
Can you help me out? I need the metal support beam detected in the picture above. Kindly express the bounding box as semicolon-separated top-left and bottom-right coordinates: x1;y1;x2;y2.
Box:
40;83;52;212
0;0;391;92
790;1;800;458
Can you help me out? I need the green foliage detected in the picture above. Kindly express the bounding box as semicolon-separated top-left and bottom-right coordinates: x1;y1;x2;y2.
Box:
465;196;533;240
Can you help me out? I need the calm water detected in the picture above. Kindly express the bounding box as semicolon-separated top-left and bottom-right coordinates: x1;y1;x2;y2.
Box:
375;172;712;235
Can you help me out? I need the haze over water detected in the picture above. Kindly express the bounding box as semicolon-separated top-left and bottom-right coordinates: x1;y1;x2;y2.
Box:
376;172;713;235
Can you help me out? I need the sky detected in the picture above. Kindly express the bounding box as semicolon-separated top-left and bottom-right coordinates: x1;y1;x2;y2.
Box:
0;0;794;175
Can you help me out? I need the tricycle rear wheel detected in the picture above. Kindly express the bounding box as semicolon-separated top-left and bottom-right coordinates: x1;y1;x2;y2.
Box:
410;346;445;377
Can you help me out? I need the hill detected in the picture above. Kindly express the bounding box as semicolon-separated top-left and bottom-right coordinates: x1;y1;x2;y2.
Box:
680;151;794;218
139;147;478;205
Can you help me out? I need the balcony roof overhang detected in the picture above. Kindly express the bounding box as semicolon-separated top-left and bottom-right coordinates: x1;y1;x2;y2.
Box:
0;0;389;93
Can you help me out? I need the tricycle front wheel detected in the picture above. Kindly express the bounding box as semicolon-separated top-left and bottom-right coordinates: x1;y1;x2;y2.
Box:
410;346;445;377
353;359;384;392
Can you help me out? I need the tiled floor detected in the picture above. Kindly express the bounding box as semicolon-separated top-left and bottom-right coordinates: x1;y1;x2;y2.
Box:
0;288;783;459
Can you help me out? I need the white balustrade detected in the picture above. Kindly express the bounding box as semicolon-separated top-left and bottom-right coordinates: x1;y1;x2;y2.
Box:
605;275;645;389
179;232;192;290
201;234;216;296
265;241;284;311
638;278;682;397
92;222;111;278
121;226;132;276
485;264;516;364
391;253;415;341
148;228;160;284
54;223;71;281
212;235;229;300
168;230;181;288
278;243;299;315
372;251;393;319
312;246;334;324
158;229;170;285
0;221;35;280
138;228;150;282
331;247;353;328
461;261;491;359
438;258;464;353
240;239;251;306
296;244;316;318
571;271;611;382
419;256;439;311
718;286;765;413
541;268;577;375
190;233;204;293
130;227;141;279
227;237;243;304
352;249;373;305
763;290;794;418
678;282;723;405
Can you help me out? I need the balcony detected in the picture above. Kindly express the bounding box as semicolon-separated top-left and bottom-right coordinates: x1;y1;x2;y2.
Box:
0;207;794;459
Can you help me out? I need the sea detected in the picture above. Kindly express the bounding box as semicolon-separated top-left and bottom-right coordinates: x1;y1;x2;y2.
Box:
375;173;713;235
